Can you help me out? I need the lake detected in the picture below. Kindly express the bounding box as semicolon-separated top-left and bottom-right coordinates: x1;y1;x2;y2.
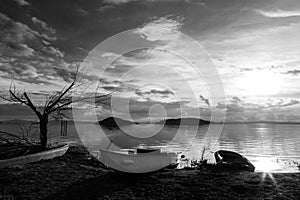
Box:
1;121;299;172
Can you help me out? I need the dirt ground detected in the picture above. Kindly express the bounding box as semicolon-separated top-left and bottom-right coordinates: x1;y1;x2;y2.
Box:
0;146;299;200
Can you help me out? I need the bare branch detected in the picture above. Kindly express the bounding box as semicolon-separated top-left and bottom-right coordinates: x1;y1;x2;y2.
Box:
9;90;27;104
24;92;42;118
44;72;79;114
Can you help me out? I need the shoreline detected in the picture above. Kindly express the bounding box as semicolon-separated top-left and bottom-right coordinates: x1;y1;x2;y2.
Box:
1;119;300;125
0;146;299;200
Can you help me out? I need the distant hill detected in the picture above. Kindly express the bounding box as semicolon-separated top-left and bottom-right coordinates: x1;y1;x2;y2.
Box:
98;117;210;128
155;118;210;126
98;117;137;128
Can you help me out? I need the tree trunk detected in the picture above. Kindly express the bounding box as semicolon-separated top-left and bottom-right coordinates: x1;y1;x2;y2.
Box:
39;115;48;150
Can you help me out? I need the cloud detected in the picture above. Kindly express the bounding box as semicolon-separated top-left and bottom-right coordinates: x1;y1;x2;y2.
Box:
234;65;284;72
232;96;242;103
104;48;198;82
217;101;244;113
0;12;73;85
97;5;115;12
267;99;299;108
0;43;35;57
255;9;300;18
15;63;39;78
14;0;30;6
31;17;56;34
0;13;36;39
0;63;38;79
0;13;40;57
45;46;64;58
102;86;118;91
109;95;190;120
199;95;210;106
103;0;132;5
283;69;300;76
101;52;121;60
214;97;300;122
184;0;205;6
134;16;183;41
135;88;174;100
103;0;206;5
283;100;299;107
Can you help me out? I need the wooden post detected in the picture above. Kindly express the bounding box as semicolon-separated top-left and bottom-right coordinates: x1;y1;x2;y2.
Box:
60;120;68;136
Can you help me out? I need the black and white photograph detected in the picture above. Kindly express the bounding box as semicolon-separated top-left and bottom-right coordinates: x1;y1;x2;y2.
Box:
0;0;300;199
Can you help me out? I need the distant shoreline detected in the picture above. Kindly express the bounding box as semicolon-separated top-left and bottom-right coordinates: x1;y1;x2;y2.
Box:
1;118;300;125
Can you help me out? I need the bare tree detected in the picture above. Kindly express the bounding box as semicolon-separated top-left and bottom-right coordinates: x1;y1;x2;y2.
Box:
0;70;111;150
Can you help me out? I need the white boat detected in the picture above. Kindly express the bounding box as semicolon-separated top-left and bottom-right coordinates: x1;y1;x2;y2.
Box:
0;144;69;169
99;148;179;173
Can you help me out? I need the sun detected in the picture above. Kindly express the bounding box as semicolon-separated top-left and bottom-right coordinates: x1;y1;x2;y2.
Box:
238;70;283;96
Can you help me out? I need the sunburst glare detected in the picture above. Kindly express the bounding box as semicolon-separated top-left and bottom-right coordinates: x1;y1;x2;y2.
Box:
254;157;280;184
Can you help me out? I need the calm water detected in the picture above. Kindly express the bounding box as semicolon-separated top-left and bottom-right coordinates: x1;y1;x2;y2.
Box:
1;122;299;172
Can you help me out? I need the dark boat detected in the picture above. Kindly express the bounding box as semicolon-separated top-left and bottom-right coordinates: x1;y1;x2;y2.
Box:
214;150;255;172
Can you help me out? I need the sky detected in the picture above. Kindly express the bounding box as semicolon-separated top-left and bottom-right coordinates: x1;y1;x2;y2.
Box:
0;0;300;122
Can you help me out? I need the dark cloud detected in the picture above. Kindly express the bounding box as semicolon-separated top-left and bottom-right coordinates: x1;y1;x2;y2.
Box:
199;95;210;106
283;100;299;107
267;99;299;108
135;89;174;97
283;69;300;76
232;96;242;103
101;82;137;93
239;67;252;72
238;65;284;72
102;86;118;91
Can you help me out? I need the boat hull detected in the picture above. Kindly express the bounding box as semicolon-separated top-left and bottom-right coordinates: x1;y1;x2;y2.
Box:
99;149;178;173
0;144;69;169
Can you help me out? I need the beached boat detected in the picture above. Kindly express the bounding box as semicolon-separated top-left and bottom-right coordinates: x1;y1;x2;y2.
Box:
214;150;255;172
99;148;179;173
0;144;69;169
